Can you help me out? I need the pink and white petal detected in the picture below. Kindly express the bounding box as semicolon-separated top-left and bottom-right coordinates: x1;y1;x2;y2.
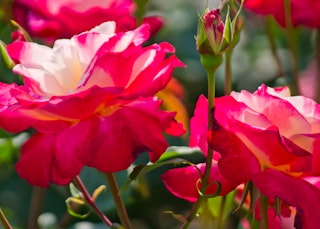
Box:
13;65;65;96
253;169;320;229
7;41;53;66
80;43;183;97
78;52;132;90
231;88;311;137
73;24;116;65
0;83;53;132
233;123;312;173
50;39;85;90
256;84;291;98
215;96;313;173
97;23;150;53
88;21;116;34
285;95;320;131
124;52;185;98
215;95;271;130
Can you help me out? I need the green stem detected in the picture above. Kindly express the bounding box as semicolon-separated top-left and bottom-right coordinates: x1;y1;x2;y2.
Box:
28;186;46;229
265;17;285;78
203;70;216;185
180;56;221;229
284;0;300;95
316;30;320;102
225;49;232;95
216;196;227;229
106;173;133;229
0;208;12;229
73;176;112;227
286;30;300;95
259;193;268;229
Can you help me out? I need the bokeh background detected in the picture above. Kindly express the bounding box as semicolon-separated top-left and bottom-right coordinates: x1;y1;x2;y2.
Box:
0;0;317;228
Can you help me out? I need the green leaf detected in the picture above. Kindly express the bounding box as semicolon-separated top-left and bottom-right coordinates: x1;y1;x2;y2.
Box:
120;158;194;193
157;146;202;162
132;158;193;181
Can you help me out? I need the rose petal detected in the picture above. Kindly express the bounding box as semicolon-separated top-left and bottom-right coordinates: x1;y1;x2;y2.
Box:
162;161;238;202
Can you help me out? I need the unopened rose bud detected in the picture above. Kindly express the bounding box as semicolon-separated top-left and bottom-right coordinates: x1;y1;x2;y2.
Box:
11;30;27;42
203;9;225;55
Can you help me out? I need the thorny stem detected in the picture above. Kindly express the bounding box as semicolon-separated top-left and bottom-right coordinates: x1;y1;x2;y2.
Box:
73;176;112;227
0;208;12;229
106;172;133;229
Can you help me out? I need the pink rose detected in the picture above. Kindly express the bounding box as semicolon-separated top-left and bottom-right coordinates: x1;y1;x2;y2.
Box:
1;21;185;187
12;0;163;43
209;84;320;228
244;0;320;28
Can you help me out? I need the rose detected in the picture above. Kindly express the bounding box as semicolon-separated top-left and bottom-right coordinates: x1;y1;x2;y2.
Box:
209;84;320;228
244;0;320;28
1;21;185;187
12;0;163;43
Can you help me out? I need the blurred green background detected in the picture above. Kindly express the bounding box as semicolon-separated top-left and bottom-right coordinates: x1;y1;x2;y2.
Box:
0;0;317;228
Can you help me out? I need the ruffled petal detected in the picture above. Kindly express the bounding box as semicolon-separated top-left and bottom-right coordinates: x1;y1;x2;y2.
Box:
15;133;72;187
54;98;184;176
214;94;314;174
208;123;261;184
